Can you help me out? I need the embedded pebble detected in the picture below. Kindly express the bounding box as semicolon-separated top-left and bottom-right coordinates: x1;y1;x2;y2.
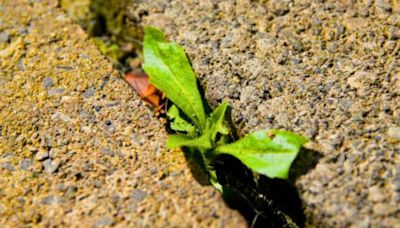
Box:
94;216;114;227
388;127;400;141
0;31;10;43
43;159;59;174
1;162;15;171
82;88;95;98
132;189;148;202
35;149;49;161
19;159;33;170
48;88;65;96
42;77;54;89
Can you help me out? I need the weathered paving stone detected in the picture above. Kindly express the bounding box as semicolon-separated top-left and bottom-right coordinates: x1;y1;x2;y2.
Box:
129;0;400;226
0;0;245;227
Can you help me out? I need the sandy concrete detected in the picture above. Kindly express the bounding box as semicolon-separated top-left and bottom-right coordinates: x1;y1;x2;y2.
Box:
129;0;400;227
0;0;246;226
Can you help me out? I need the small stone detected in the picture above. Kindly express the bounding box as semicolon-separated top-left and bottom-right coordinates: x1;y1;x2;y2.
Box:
43;159;59;173
0;31;9;43
48;88;65;96
268;0;290;16
101;147;114;157
388;127;400;141
1;162;15;171
19;159;33;170
35;149;49;161
26;145;38;152
18;27;28;36
388;26;400;40
42;77;53;89
51;112;72;122
82;88;95;98
41;195;65;205
150;166;158;175
376;0;392;11
368;186;385;202
94;216;114;227
132;189;148;202
103;120;115;133
392;177;400;192
347;71;377;89
49;148;63;158
373;203;391;216
65;185;78;197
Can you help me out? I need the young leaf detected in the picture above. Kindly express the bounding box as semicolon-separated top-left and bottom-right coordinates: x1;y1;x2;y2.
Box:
206;101;230;143
167;105;196;136
143;26;206;130
167;134;212;149
215;129;308;179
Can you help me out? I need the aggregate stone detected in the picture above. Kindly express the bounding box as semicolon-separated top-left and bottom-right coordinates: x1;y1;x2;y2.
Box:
82;88;95;98
0;1;245;227
388;127;400;141
42;77;54;89
94;216;114;227
132;189;148;202
0;31;9;43
47;88;65;96
130;0;400;226
19;158;33;170
43;159;60;174
35;149;49;161
1;162;15;172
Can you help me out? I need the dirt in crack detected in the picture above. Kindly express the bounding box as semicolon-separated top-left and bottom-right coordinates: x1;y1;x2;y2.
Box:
60;1;320;227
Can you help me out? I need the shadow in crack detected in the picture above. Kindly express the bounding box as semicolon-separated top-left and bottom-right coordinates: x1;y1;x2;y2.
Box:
214;147;322;228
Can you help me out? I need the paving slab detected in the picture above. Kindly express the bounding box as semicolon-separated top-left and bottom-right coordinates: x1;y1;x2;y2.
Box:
0;0;246;226
129;0;400;227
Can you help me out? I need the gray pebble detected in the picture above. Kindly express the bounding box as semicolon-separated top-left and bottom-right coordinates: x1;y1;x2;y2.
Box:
18;27;28;36
48;88;65;96
388;127;400;140
35;149;49;161
82;88;95;98
41;195;65;205
0;31;9;43
101;147;114;157
1;162;15;171
103;120;116;133
388;27;400;40
94;216;114;227
150;166;158;175
43;159;59;173
19;159;33;170
392;177;400;192
42;77;54;89
376;0;392;11
132;189;148;202
49;148;63;158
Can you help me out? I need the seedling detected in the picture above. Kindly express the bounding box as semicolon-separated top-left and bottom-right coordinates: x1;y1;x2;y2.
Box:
143;27;308;191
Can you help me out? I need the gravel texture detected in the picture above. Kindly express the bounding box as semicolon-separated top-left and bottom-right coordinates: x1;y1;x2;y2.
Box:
0;0;245;226
128;0;400;227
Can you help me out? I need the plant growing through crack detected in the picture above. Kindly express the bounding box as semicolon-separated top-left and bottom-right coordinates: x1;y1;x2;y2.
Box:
143;26;308;191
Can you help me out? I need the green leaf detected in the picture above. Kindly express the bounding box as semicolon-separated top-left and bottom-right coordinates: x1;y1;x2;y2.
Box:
167;134;212;149
215;129;308;179
206;101;230;143
143;26;206;130
167;105;196;136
